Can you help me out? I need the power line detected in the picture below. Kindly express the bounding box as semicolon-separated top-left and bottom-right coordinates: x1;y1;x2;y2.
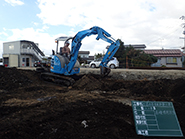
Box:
147;27;181;46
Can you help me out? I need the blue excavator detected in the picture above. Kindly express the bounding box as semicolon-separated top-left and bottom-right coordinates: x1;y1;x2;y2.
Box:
40;26;120;86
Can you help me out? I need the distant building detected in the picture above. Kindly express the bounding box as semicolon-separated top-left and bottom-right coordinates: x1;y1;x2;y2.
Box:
78;51;94;63
77;44;147;64
2;39;94;67
78;51;90;58
125;44;146;50
181;46;185;53
3;40;44;67
144;49;183;67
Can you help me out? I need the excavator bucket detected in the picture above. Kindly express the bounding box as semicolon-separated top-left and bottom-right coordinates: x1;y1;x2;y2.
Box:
100;66;111;77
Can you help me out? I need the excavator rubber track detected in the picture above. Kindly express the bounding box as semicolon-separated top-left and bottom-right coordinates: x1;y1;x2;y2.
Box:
40;72;75;87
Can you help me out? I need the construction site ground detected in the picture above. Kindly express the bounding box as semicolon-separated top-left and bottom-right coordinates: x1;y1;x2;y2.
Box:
0;66;185;139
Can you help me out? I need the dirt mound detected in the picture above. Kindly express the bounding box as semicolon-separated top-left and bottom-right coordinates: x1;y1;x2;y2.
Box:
0;67;31;90
73;74;104;91
0;67;185;139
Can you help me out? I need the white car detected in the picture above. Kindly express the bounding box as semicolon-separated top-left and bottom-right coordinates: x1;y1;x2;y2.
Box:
89;57;119;69
81;63;89;68
0;62;3;66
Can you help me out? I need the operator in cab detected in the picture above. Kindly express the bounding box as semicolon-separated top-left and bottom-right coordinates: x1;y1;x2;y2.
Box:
62;41;70;58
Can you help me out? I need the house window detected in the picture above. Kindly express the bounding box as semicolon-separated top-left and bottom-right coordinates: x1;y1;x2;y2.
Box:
166;57;177;64
9;45;14;50
22;58;25;62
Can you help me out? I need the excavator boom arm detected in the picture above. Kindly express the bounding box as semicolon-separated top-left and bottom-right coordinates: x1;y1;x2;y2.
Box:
66;26;120;75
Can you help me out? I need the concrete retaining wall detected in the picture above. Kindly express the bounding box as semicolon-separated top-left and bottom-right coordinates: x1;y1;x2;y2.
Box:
80;68;185;80
18;67;185;80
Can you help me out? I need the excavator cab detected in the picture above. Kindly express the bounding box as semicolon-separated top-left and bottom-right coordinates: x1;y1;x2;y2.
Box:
54;36;72;56
51;37;80;75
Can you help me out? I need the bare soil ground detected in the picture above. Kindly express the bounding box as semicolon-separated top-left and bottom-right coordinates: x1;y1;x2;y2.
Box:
0;66;185;139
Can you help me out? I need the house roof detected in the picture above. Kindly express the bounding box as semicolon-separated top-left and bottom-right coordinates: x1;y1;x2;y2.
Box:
78;51;90;54
144;49;183;57
80;56;94;61
88;56;94;60
125;44;146;48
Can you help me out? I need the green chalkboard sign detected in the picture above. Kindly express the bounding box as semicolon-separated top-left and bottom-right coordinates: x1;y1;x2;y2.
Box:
131;101;183;137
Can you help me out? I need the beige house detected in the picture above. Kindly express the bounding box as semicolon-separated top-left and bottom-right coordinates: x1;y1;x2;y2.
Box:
144;49;183;67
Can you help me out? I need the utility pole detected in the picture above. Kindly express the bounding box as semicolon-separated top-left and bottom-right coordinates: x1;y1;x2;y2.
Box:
126;55;129;69
160;38;164;49
179;16;185;51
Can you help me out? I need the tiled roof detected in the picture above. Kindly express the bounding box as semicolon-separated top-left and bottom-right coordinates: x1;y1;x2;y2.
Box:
144;49;183;57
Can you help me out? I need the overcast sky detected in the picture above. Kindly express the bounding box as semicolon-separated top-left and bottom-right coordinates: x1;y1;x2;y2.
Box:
1;0;185;57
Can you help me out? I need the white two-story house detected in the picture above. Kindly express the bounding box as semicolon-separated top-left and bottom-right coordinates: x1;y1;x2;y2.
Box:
3;40;44;67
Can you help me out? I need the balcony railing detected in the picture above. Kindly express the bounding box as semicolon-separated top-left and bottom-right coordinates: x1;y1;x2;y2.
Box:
20;48;42;61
